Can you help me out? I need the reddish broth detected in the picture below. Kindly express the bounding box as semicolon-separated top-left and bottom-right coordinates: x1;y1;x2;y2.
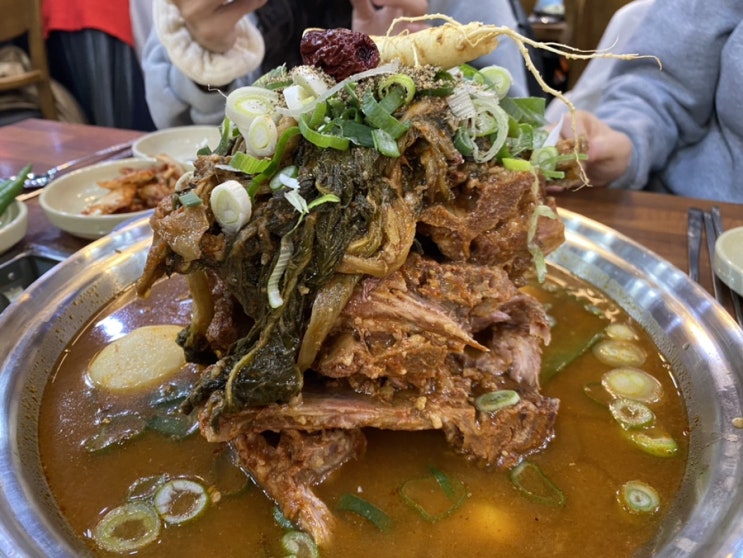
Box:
38;267;687;556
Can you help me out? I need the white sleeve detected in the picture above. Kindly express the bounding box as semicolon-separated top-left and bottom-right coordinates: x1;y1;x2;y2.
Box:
152;0;265;86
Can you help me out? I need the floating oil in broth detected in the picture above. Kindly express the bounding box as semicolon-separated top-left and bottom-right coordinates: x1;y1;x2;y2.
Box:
37;267;687;557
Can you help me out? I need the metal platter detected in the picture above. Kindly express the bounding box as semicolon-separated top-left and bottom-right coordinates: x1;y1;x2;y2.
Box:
0;209;742;556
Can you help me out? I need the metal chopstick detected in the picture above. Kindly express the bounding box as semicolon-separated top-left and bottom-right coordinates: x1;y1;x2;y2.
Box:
687;207;703;282
703;209;726;305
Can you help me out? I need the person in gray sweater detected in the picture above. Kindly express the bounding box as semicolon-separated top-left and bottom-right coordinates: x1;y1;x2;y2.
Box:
559;0;743;203
141;0;532;129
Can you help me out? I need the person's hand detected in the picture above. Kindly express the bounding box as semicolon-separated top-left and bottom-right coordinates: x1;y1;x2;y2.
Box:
350;0;429;36
173;0;267;53
560;110;633;187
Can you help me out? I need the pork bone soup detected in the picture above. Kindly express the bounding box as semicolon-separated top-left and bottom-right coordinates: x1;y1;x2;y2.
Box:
40;25;686;557
38;267;687;557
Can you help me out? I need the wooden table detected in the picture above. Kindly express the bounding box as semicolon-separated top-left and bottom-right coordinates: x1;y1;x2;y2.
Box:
1;119;742;315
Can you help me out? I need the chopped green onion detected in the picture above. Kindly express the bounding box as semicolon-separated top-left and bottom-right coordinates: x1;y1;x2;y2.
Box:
210;448;249;497
609;398;655;430
247;126;302;196
509;461;565;507
601;367;662;403
453;127;476;156
502;158;533;172
530;146;559;171
298;117;349;150
583;382;614;408
230;151;271;174
291;65;330;97
146;412;199;439
178;191;202;208
283;83;316;112
338;120;375;147
475;390;520;412
83;412;146;453
337;493;392;531
245;114;278;157
225;86;278;141
127;475;168;502
447;85;476;120
153;478;209;525
267;234;293;308
626;430;679;457
605;323;639;341
361;90;410;139
371;127;400;157
281;530;319;558
377;74;416;105
593;339;647;368
210;180;252;234
93;502;161;553
618;480;660;514
306;193;341;211
399;466;467;521
273;506;295;530
479;65;513;99
269;165;299;191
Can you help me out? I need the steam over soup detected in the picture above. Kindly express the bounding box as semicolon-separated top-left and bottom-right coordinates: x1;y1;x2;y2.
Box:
38;266;687;557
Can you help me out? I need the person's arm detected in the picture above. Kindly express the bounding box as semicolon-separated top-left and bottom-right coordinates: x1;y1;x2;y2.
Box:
590;0;738;190
142;24;259;128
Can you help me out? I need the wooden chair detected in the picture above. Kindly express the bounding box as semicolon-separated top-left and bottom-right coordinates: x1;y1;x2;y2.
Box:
0;0;57;120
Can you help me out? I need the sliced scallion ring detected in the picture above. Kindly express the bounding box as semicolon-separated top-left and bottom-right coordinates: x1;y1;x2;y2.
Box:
618;480;660;514
509;461;565;507
210;180;252;234
602;367;662;403
93;502;161;553
281;530;319;558
626;430;679;457
609;398;655;430
475;390;520;413
154;478;209;525
593;339;647;368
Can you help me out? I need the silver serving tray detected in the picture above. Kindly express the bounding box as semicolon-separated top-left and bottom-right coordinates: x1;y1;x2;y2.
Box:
1;209;742;557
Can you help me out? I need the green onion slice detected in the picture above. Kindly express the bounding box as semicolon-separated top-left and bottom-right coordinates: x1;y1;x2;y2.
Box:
602;367;662;403
281;530;319;558
298;117;350;151
618;480;660;514
153;478;209;525
337;493;392;531
178;190;202;208
361;90;410;139
210;180;252;234
593;339;647;368
93;502;161;553
609;398;655;430
127;475;168;502
626;430;679;457
475;390;520;413
400;466;467;522
371;127;400;158
377;74;416;105
230;151;271;175
509;461;566;507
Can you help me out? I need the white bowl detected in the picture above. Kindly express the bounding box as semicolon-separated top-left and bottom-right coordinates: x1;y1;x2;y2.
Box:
0;200;28;255
39;158;158;240
714;226;743;297
133;125;221;166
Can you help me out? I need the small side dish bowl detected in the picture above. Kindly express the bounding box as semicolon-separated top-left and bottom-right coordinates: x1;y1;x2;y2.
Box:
133;125;221;166
0;200;29;255
39;158;158;240
713;225;743;297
